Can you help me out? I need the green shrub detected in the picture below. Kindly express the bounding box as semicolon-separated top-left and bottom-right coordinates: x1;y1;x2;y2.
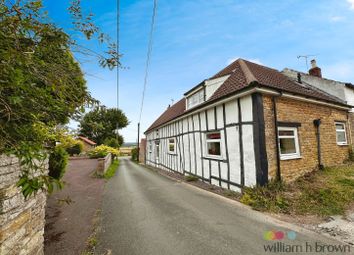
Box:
104;137;120;148
48;147;69;180
58;135;84;156
66;142;83;156
240;180;289;213
89;145;119;159
131;147;138;161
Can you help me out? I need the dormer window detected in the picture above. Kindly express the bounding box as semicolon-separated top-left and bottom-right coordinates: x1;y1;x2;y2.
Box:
187;89;204;109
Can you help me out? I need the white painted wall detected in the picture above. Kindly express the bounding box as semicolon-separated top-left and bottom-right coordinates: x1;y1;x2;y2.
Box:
282;68;354;111
344;87;354;111
205;75;230;100
145;94;257;191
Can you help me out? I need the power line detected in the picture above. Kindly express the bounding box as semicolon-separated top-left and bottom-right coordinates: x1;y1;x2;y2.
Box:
117;0;120;110
116;0;120;140
137;0;158;162
138;0;157;123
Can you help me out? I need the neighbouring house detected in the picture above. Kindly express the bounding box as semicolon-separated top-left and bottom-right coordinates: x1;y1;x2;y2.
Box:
144;58;352;191
78;136;96;152
282;59;354;140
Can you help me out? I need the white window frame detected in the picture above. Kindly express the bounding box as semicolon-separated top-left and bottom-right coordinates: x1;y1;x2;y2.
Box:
278;126;301;160
205;131;223;159
187;89;204;110
335;122;347;145
168;137;176;154
148;141;152;153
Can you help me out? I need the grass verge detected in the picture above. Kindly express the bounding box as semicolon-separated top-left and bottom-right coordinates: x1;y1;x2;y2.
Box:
103;159;119;179
241;164;354;216
185;175;199;182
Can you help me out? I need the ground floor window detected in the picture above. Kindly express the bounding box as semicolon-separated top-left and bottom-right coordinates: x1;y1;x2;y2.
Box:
335;122;347;145
278;126;300;160
168;138;176;154
206;132;221;157
148;141;152;153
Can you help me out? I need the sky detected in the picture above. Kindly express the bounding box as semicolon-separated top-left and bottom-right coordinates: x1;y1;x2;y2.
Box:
43;0;354;143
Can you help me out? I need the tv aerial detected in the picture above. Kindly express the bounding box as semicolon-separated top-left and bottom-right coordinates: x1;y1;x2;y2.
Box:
297;54;318;70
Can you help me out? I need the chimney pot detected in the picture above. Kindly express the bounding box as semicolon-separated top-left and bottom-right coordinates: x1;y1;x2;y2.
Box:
310;59;317;68
309;59;322;78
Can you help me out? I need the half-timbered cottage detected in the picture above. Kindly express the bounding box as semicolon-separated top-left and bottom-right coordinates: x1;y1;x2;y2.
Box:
144;59;352;191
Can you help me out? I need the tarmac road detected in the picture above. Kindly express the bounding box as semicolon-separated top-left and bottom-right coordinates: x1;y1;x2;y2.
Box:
97;157;349;255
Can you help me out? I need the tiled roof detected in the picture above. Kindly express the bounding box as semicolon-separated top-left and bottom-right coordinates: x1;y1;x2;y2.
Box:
145;59;348;133
78;136;96;145
145;98;186;133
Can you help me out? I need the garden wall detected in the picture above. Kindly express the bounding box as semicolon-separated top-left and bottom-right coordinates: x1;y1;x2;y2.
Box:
0;155;47;255
96;153;112;176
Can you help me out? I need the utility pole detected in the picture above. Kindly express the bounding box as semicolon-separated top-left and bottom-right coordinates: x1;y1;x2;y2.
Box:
137;122;140;162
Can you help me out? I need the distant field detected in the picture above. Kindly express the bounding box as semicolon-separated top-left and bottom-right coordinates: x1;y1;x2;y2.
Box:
121;142;137;147
120;146;135;156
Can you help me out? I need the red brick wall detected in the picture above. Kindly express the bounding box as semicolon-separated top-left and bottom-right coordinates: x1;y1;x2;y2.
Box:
263;95;350;181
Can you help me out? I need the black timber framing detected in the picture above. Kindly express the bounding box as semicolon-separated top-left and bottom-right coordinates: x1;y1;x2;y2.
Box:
192;115;197;175
252;93;268;186
198;113;205;180
181;119;185;172
222;103;231;189
187;117;192;173
146;96;261;190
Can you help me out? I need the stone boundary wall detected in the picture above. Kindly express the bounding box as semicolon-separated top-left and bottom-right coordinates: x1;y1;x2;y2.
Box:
96;153;112;176
0;155;46;255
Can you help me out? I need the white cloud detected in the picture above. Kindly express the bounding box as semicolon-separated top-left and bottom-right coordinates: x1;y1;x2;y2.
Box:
347;0;354;10
227;57;263;65
330;16;345;22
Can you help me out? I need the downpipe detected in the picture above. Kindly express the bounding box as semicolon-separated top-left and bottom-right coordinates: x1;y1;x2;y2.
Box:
313;119;324;170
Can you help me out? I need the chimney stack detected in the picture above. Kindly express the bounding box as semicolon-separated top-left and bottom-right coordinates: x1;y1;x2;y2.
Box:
308;59;322;78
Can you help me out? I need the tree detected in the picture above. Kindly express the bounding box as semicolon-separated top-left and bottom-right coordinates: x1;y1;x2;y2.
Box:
0;0;120;197
79;106;128;147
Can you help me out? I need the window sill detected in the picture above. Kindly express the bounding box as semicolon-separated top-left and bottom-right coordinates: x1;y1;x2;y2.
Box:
280;155;302;161
168;152;177;155
337;143;348;146
204;155;223;160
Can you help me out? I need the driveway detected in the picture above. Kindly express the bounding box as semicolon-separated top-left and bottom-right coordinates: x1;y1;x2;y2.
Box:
44;158;104;255
97;158;348;255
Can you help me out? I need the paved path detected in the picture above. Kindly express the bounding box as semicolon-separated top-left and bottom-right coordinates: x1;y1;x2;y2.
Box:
97;158;348;255
44;158;104;255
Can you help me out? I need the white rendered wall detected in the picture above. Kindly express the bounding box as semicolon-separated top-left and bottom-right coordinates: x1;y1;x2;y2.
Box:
205;75;230;100
145;94;257;190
